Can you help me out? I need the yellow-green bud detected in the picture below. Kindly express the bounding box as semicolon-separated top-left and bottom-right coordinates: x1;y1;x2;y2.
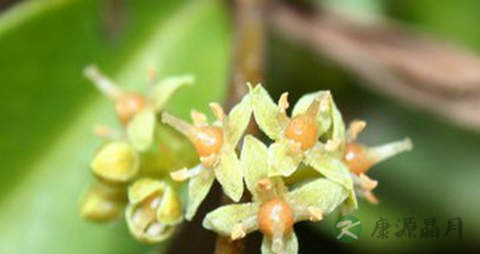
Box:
125;178;182;243
91;141;139;183
79;182;127;222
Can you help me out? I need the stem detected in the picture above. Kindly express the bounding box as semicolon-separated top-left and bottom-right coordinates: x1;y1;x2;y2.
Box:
214;0;267;253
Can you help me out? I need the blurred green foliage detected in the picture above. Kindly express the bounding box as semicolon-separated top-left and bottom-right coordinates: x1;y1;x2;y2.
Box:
0;0;229;253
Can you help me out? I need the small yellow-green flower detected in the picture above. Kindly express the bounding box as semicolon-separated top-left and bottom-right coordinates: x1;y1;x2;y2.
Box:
161;94;252;220
203;136;348;254
84;65;194;152
251;85;352;191
343;120;413;206
125;178;182;243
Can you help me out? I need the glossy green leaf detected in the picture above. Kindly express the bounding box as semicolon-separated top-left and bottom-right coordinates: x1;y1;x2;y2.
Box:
0;0;230;253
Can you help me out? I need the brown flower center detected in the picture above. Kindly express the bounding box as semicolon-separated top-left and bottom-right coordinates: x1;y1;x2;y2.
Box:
258;199;294;236
285;114;318;150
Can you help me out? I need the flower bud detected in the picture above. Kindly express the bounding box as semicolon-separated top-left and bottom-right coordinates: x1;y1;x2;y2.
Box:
91;141;139;183
126;178;182;243
79;182;127;222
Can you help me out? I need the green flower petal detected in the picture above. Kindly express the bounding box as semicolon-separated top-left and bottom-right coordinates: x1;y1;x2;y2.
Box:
251;84;288;140
127;107;156;152
224;92;252;146
151;74;194;111
240;135;269;199
125;203;176;243
268;141;302;177
202;203;258;236
304;146;353;190
156;184;183;225
261;233;298;254
287;178;348;221
128;178;165;204
214;145;244;202
186;165;215;220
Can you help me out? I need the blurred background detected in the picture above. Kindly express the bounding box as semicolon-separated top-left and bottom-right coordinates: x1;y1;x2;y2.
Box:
0;0;479;253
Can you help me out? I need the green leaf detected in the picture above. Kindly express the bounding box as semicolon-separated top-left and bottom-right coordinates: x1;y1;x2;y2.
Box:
203;203;258;236
0;0;230;253
127;107;156;152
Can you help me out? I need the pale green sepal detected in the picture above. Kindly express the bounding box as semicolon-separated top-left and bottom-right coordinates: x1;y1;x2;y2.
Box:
346;188;358;210
224;92;252;146
304;145;353;190
151;74;194;111
251;84;288;140
128;178;165;204
214;145;244;202
157;184;183;225
268;141;302;177
240;135;269;200
127;107;156;152
202;203;258;236
186;165;215;220
287;178;348;220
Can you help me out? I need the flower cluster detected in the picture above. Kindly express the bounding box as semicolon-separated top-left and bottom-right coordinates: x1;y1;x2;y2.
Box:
80;73;412;253
80;66;194;242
